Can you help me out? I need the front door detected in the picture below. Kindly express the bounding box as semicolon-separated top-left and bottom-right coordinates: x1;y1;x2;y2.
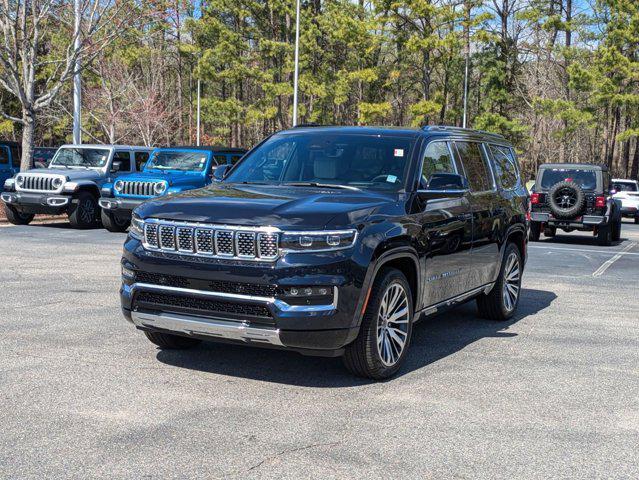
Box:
415;140;474;307
453;141;501;288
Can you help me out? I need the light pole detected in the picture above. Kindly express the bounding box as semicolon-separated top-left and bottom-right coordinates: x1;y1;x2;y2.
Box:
72;0;82;144
292;0;301;127
196;78;201;146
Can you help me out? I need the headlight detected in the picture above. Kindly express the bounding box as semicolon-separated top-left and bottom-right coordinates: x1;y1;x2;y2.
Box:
114;180;124;192
52;177;64;189
16;175;24;186
280;229;357;252
154;182;167;195
130;213;144;240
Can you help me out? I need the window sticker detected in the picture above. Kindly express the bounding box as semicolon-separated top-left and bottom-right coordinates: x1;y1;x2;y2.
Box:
394;149;404;157
387;175;397;183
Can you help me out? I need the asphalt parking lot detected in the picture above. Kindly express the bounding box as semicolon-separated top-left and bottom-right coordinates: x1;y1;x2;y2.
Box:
1;221;638;479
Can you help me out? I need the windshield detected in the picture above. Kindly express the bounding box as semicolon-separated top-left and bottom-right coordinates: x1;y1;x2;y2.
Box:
613;181;638;192
540;168;598;190
225;132;415;190
145;150;210;171
50;147;110;169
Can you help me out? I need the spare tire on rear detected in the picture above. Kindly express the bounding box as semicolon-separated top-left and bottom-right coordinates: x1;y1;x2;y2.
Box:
548;181;585;218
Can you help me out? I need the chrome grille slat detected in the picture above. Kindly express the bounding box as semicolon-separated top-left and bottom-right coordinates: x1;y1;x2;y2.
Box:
119;180;161;197
16;173;64;193
142;221;279;261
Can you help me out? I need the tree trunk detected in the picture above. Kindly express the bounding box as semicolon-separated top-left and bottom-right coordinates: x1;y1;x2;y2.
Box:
631;139;639;181
21;108;35;171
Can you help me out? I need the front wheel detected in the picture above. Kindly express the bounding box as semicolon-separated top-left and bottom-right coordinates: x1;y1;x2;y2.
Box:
634;216;639;225
3;204;34;225
101;208;130;233
343;268;413;380
477;243;522;321
144;331;201;349
68;192;99;229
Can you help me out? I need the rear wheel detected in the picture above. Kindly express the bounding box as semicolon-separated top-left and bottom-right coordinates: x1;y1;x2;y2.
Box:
597;223;612;246
3;204;34;225
101;208;130;233
343;268;413;380
543;226;556;238
635;216;639;225
144;331;201;349
611;218;622;242
529;221;541;241
68;191;99;229
477;243;522;321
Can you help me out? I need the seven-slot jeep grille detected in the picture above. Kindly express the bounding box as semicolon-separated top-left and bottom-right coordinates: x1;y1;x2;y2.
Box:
119;180;162;197
17;174;63;192
143;221;279;261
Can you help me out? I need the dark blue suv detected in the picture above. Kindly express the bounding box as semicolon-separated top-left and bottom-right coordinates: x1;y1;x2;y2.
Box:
120;126;528;379
99;147;246;231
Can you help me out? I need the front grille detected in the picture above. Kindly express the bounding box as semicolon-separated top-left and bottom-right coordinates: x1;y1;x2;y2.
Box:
135;291;272;318
143;220;279;261
134;271;279;297
120;180;161;197
18;175;59;192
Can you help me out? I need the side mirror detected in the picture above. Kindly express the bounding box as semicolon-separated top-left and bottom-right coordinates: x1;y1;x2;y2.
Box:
418;173;469;200
610;189;617;195
110;160;122;173
213;163;231;181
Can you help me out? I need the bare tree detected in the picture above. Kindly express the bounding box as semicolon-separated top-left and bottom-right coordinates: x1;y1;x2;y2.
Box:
0;0;130;170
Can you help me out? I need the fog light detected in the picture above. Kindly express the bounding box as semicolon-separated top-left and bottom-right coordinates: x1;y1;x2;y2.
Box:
290;288;299;296
121;265;135;280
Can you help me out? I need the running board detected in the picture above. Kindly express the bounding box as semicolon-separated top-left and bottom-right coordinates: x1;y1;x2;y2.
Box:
420;283;495;317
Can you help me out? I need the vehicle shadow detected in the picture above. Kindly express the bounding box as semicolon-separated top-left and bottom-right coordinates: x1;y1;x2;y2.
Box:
155;288;557;387
535;235;626;247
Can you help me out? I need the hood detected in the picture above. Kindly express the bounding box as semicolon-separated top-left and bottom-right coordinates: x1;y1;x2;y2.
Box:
135;183;397;229
26;167;103;182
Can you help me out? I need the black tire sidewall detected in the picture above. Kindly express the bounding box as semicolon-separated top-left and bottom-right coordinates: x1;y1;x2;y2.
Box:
4;203;34;225
101;208;130;232
548;181;585;218
69;192;98;228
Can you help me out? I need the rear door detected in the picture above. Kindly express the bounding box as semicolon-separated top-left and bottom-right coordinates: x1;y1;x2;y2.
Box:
0;146;11;190
416;140;474;307
453;140;501;288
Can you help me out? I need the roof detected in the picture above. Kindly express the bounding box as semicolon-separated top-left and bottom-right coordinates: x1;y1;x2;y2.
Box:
612;178;638;182
163;146;247;153
0;140;20;147
59;144;154;150
540;163;608;171
284;124;508;142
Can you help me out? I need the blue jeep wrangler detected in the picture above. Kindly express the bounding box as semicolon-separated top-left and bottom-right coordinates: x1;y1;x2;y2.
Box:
99;146;246;232
0;141;21;191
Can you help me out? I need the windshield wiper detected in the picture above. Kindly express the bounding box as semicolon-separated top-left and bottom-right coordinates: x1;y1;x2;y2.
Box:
284;182;360;191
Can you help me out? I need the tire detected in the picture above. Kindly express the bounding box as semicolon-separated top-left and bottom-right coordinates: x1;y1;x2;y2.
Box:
529;221;541;241
612;218;622;242
343;268;413;380
3;204;34;225
597;223;612;246
101;208;130;233
144;331;201;349
548;181;585;218
477;243;522;321
68;191;99;229
543;226;556;238
635;216;639;225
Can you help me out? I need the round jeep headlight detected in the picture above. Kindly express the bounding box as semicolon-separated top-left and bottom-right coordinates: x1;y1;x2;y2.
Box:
154;182;167;195
16;175;24;186
114;180;124;192
52;177;64;189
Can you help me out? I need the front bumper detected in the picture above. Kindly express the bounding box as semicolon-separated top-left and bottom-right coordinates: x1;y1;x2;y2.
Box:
120;237;367;355
530;211;607;227
99;196;145;215
1;191;73;214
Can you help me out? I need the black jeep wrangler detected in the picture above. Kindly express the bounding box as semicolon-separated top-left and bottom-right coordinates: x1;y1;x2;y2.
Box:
120;126;528;379
529;163;622;246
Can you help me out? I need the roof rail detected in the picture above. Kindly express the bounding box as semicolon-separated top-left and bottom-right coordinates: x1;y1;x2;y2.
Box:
292;123;325;128
421;125;505;139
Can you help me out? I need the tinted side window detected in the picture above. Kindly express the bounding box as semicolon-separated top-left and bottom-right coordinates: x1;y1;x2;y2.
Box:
421;142;455;187
488;144;518;189
135;152;149;170
0;146;9;165
231;155;243;165
212;155;227;166
114;151;132;171
455;142;492;192
10;146;21;168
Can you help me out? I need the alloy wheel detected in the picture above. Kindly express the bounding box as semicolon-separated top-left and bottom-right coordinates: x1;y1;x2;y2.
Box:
80;198;95;224
376;282;410;366
502;252;521;312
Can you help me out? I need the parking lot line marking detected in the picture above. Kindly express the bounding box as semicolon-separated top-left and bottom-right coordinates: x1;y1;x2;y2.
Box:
592;242;637;277
529;244;639;257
